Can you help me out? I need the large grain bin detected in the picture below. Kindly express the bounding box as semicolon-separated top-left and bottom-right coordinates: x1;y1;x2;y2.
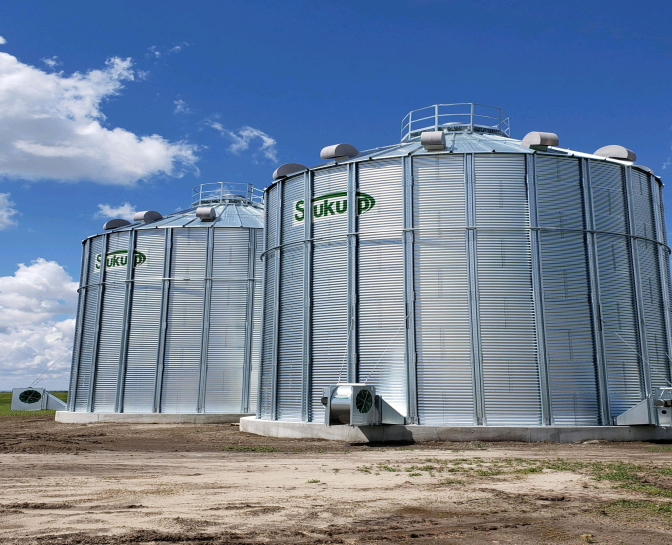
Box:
60;183;263;420
254;103;672;434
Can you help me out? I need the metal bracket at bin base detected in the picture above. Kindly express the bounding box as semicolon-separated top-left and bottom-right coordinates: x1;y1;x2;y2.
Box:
616;388;672;427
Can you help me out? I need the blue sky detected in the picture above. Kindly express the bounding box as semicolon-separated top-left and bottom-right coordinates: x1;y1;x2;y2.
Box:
1;0;671;389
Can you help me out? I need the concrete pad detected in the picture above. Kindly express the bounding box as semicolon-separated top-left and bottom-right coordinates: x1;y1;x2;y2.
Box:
55;412;250;424
240;416;672;443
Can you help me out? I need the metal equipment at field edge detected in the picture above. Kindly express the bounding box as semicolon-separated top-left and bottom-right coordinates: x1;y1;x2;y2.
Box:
11;388;66;411
321;384;404;426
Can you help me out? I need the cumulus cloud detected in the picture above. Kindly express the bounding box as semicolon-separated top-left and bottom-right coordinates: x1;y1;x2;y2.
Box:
0;259;78;389
207;120;278;162
0;192;19;229
0;50;198;185
0;36;6;45
95;202;137;221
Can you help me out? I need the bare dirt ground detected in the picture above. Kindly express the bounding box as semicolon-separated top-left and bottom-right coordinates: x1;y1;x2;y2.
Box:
2;415;672;544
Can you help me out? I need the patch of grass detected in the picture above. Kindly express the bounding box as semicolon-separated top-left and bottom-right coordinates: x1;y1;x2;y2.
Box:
606;499;672;519
513;466;543;474
379;465;398;472
332;468;340;473
408;472;422;477
438;478;463;485
356;465;372;474
648;446;672;452
221;445;277;452
476;468;504;476
0;391;68;416
306;479;321;484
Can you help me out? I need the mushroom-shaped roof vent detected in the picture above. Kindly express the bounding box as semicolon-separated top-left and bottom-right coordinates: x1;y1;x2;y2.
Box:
421;131;446;151
594;145;636;162
196;207;216;222
133;210;163;223
320;143;359;160
273;163;308;180
521;132;559;151
103;218;131;230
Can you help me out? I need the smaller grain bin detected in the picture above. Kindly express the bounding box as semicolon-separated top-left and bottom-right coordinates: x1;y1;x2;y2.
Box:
60;183;264;421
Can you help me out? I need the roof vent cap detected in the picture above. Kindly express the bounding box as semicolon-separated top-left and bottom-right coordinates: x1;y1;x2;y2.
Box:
594;145;636;162
421;130;446;151
133;210;163;223
103;218;131;230
521;131;559;151
196;207;216;222
320;143;359;161
273;163;308;180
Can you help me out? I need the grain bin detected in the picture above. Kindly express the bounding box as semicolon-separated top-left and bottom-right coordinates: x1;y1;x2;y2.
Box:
60;183;263;420
254;103;672;434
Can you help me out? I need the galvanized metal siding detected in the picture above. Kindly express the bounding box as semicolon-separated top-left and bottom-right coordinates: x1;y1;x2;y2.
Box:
536;156;600;425
68;241;88;410
123;230;164;413
259;185;278;419
203;229;250;412
475;155;542;425
74;235;103;411
91;232;128;412
357;160;406;415
161;229;207;412
590;161;643;417
248;237;263;413
276;176;305;421
411;155;473;424
632;170;670;388
310;166;348;421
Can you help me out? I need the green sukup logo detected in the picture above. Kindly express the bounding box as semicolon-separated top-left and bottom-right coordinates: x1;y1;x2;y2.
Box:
95;250;147;270
294;191;376;222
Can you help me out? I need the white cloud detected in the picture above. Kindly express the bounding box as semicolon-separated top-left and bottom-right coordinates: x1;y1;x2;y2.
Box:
169;42;189;54
174;98;191;114
0;259;78;389
0;192;19;229
148;42;189;58
0;50;199;185
207;120;278;162
0;36;6;45
95;202;137;221
42;56;61;70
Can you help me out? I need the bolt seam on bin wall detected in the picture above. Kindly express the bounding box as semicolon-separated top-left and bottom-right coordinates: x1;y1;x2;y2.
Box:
582;158;612;425
153;229;172;413
197;227;215;413
347;162;359;383
68;238;90;412
465;153;485;425
527;154;553;425
403;155;419;424
302;170;313;422
115;229;136;413
270;181;282;420
87;233;108;412
625;166;652;403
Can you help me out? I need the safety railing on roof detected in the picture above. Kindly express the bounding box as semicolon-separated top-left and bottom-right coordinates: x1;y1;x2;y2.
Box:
191;182;264;207
401;103;510;142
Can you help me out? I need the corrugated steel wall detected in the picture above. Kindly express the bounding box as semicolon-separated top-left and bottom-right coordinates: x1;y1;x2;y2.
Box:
69;208;263;414
260;149;670;427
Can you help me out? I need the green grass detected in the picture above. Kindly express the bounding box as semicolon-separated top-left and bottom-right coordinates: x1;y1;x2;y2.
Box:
221;445;277;452
0;391;68;416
